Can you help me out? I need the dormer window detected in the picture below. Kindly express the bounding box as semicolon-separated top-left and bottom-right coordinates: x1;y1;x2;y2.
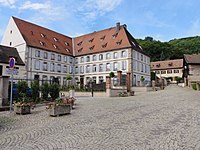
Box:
100;36;105;41
89;38;94;43
89;45;95;50
112;33;118;39
54;37;58;42
102;43;107;48
53;44;58;49
65;42;69;46
30;31;34;35
78;48;83;52
66;48;70;52
156;64;160;67
40;41;45;46
116;40;122;45
168;63;173;66
41;33;46;38
77;41;82;46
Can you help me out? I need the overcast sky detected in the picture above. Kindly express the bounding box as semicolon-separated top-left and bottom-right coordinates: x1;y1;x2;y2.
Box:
1;0;200;42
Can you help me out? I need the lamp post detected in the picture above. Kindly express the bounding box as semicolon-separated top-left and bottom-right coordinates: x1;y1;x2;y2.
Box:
89;78;94;97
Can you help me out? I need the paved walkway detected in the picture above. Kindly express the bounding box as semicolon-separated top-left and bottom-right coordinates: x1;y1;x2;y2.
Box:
0;85;200;150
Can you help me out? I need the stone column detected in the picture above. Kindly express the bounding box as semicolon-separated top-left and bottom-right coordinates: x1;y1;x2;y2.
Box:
0;76;9;106
126;72;131;92
117;71;122;86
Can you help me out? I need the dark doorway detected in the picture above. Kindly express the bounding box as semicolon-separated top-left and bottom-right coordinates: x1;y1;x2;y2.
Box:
0;65;2;76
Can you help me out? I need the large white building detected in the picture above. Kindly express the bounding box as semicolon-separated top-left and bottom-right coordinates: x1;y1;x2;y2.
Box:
1;17;150;87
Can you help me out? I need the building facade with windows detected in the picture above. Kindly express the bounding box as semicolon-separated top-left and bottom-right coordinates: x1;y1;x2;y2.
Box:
1;17;73;85
151;59;183;83
1;17;150;87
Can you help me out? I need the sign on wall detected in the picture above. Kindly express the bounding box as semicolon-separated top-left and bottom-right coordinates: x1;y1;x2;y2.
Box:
6;68;19;75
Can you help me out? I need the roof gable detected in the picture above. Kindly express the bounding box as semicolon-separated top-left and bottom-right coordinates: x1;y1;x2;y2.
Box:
184;54;200;64
12;17;73;56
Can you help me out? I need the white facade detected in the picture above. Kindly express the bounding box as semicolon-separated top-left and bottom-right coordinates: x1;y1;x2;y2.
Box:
132;50;151;86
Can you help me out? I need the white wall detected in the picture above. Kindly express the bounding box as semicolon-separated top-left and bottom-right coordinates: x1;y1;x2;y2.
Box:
1;17;26;62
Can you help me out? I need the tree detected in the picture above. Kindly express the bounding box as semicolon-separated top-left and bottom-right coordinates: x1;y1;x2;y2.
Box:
31;80;40;102
109;72;115;78
17;80;29;99
40;82;49;100
49;83;60;100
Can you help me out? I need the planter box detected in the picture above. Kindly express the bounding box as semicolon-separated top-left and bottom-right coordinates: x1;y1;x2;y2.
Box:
14;105;31;115
49;105;71;117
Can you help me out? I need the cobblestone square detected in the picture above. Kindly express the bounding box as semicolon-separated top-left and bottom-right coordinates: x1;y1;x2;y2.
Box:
0;85;200;150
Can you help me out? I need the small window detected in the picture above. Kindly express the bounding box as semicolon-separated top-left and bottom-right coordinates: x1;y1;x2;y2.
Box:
93;55;97;61
57;64;61;72
116;40;122;46
44;52;48;59
51;53;55;60
174;70;179;73
58;55;61;61
63;65;67;73
121;51;127;57
99;64;103;72
86;65;90;73
161;70;166;74
106;63;111;71
35;50;40;57
78;48;83;53
86;56;90;62
53;44;58;49
81;57;84;63
89;45;95;50
112;33;118;39
99;54;103;60
156;64;160;67
75;58;78;64
50;63;55;72
114;52;118;58
100;36;105;41
65;42;70;46
35;60;40;70
92;65;96;72
77;41;82;46
10;30;12;34
43;62;48;71
168;63;173;66
102;43;107;48
40;41;45;46
106;53;111;59
141;54;143;61
41;33;46;38
10;42;12;46
64;56;67;62
167;70;172;74
89;38;94;43
54;37;58;42
113;62;118;71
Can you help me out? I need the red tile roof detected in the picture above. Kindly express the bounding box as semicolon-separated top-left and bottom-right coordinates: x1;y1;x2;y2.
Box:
13;17;73;56
74;25;144;56
184;54;200;64
151;59;183;70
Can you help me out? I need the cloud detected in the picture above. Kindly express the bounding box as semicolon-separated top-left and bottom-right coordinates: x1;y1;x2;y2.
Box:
77;0;123;21
0;0;16;8
19;1;49;10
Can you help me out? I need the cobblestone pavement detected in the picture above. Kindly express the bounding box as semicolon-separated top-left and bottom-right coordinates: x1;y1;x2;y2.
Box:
0;85;200;150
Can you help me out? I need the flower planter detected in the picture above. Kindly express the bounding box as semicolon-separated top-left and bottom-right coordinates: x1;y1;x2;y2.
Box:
14;105;31;115
49;105;71;117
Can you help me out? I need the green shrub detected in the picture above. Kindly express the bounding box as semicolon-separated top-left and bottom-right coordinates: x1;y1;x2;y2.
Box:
17;80;28;98
40;82;49;100
192;83;197;90
31;80;40;102
49;83;60;100
109;72;115;78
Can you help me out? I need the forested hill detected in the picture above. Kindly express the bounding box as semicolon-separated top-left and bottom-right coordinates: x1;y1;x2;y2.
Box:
136;36;200;62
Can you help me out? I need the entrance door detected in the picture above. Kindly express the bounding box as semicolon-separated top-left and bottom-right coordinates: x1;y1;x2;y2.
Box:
133;75;136;86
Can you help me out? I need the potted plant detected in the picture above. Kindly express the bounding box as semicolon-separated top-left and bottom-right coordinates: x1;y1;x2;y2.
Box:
13;81;34;115
13;93;33;115
140;76;145;86
46;98;71;117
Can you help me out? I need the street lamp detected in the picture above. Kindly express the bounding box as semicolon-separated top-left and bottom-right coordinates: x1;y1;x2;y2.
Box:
89;78;94;97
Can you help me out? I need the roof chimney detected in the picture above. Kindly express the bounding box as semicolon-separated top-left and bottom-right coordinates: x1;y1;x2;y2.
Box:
123;24;127;29
116;22;120;32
